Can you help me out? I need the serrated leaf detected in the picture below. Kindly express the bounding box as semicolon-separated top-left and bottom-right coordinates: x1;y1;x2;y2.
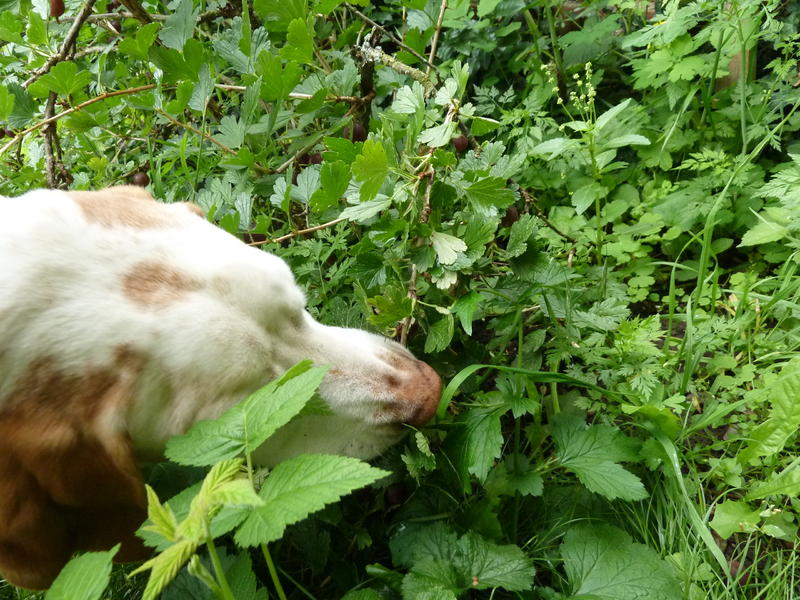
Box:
506;213;537;257
430;231;467;265
452;406;504;483
554;414;647;501
235;454;388;546
561;524;681;600
0;12;23;44
392;84;424;114
434;78;458;106
281;18;313;63
747;457;800;499
340;196;391;221
29;62;92;98
451;290;481;335
165;363;327;466
134;540;198;600
424;313;454;354
45;546;119;600
352;139;388;202
418;121;456;148
571;182;607;216
463;177;516;215
145;485;179;542
159;0;198;50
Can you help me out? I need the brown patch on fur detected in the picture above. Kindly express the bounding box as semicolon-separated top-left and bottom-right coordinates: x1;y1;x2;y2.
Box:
122;260;199;308
0;351;149;589
379;351;441;427
67;186;175;229
184;203;205;218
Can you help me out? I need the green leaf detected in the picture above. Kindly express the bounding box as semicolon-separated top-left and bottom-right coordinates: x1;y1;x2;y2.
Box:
0;12;23;44
312;160;350;210
739;208;791;247
595;98;632;133
451;290;481;335
709;500;760;538
430;231;466;265
119;23;161;61
561;524;681;600
739;358;800;462
143;485;179;542
554;414;647;501
0;86;14;122
571;182;607;216
159;0;199;50
281;18;313;64
531;136;577;158
235;454;388;546
134;540;198;600
418;121;457;148
254;0;306;30
391;83;424;114
352;139;388;202
29;62;92;98
463;177;516;216
604;134;651;148
506;213;537;258
424;313;454;354
165;363;327;466
45;546;119;600
453;406;504;483
340;196;391;221
748;457;800;500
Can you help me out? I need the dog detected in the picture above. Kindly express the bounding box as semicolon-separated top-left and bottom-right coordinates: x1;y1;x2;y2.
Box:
0;186;441;589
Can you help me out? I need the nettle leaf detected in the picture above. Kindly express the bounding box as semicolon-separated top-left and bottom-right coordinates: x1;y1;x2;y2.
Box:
739;358;800;462
425;313;454;354
561;524;681;600
453;406;505;483
281;18;313;64
159;0;198;50
45;545;119;600
165;362;327;466
391;523;533;595
120;23;161;61
709;500;760;538
235;454;388;546
463;177;516;216
352;139;388;201
29;62;92;98
430;231;467;265
554;414;647;501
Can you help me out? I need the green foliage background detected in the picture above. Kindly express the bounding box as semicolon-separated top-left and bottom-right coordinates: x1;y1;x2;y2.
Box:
2;0;800;597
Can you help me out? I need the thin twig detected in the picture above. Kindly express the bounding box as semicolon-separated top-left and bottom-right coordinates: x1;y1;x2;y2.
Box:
24;0;98;88
398;263;418;346
520;189;578;244
43;93;59;188
213;84;367;105
348;7;436;69
246;218;347;246
117;0;152;23
427;0;448;76
0;84;157;157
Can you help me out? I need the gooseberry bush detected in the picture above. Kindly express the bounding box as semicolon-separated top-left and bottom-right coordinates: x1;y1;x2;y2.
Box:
2;0;800;598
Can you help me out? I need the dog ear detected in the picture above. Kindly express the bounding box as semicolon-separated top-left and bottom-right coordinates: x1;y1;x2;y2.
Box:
0;356;149;590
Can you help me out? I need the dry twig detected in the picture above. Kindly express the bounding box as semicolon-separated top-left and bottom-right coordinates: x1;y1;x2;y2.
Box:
246;218;347;246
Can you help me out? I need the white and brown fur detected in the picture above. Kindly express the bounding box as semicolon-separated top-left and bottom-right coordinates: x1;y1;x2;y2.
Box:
0;186;440;589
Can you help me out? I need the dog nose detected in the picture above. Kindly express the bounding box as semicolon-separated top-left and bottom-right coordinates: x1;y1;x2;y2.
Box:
404;359;441;427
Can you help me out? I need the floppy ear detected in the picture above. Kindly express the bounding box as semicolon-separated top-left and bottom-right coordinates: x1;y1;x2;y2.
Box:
0;358;149;590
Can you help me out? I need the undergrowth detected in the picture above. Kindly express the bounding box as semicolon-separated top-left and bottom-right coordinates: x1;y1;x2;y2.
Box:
2;0;800;598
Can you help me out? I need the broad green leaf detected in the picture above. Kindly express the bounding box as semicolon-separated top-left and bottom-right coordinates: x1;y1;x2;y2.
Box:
281;18;313;64
424;313;454;354
352;139;388;202
739;208;791;247
709;500;760;538
45;546;119;600
554;414;647;501
391;83;424;114
159;0;199;50
0;86;14;122
739;358;800;462
595;98;632;133
531;137;577;158
214;115;246;149
571;182;607;216
433;78;458;106
165;363;327;466
506;213;537;258
430;231;466;265
0;12;23;44
747;457;800;499
340;196;391;221
452;406;504;483
311;160;350;211
254;0;306;30
418;121;456;148
119;23;161;61
235;454;388;546
451;290;481;335
463;177;516;215
604;134;651;148
29;62;92;98
561;524;681;600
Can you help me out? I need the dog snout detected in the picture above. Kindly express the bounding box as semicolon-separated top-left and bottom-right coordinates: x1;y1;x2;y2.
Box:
385;354;441;427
